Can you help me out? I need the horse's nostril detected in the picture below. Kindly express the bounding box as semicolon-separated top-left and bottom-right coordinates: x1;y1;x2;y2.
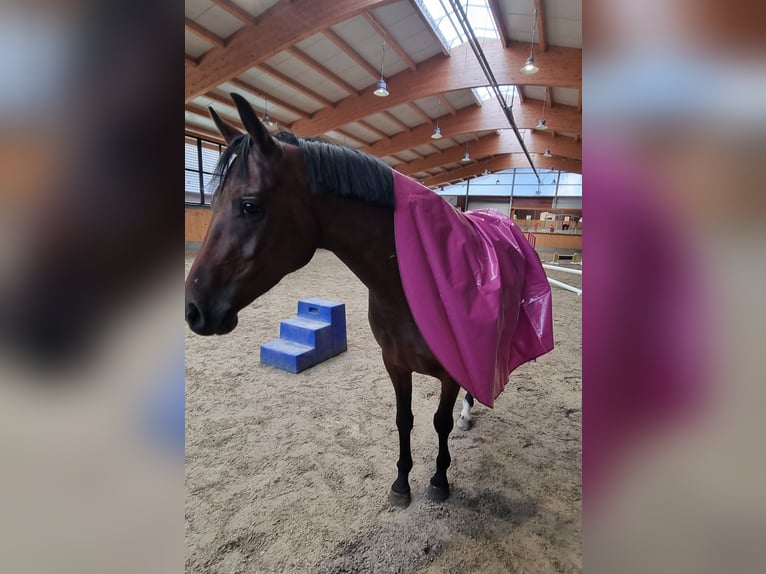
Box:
186;301;202;328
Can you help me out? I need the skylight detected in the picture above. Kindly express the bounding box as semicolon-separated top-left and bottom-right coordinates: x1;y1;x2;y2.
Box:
473;85;518;105
418;0;499;50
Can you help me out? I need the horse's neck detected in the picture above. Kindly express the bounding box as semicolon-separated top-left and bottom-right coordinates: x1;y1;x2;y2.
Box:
313;195;401;296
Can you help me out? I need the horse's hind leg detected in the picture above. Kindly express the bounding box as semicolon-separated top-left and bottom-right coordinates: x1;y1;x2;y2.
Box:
428;377;461;501
457;392;474;431
384;359;414;507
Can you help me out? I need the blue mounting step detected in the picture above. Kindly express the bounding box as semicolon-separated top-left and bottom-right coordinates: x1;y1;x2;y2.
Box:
260;298;347;373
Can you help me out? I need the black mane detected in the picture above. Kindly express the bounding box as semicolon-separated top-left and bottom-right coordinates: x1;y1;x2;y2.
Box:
210;131;395;209
276;131;394;209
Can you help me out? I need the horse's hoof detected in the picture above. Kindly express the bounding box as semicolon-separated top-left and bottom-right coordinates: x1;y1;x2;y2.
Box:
388;488;411;508
457;416;472;431
427;483;450;502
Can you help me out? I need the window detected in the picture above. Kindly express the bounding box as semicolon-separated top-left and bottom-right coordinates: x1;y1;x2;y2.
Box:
418;0;499;49
185;136;224;206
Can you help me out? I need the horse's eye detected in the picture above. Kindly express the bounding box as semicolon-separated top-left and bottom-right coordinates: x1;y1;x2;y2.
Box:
241;200;262;216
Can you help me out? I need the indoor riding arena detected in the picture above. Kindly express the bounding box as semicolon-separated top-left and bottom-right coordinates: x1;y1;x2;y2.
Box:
185;1;582;572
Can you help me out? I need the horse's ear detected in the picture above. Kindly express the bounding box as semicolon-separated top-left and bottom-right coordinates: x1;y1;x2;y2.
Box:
208;107;241;144
230;92;279;158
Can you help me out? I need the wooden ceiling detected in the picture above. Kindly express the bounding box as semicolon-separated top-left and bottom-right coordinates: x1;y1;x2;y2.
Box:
184;0;582;184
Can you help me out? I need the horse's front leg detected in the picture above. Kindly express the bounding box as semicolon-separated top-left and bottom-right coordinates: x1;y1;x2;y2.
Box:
428;377;461;501
384;358;414;507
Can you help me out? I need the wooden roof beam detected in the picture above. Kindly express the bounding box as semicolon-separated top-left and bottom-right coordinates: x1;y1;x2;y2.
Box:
186;0;394;101
289;41;581;135
185;18;226;48
408;102;432;124
399;130;581;175
185;103;244;132
381;111;412;133
546;86;552;109
323;28;380;80
257;64;335;109
287;47;360;96
534;0;547;52
332;128;370;149
185;55;199;68
366;104;581;159
203;90;293;130
487;0;509;48
227;78;311;119
440;96;457;115
186;124;226;144
356;119;391;141
363;12;417;71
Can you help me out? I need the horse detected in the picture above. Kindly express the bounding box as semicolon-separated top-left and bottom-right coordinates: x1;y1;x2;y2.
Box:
185;93;550;506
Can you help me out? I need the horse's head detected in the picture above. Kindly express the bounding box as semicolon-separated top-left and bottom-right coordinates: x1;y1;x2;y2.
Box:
185;93;318;335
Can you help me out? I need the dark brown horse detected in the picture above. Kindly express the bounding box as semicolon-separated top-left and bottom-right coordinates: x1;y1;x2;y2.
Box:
186;93;470;506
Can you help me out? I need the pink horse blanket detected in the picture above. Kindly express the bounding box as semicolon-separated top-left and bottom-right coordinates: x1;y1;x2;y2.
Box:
392;172;554;407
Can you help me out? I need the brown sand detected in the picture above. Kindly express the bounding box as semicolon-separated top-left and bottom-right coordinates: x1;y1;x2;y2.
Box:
186;249;581;573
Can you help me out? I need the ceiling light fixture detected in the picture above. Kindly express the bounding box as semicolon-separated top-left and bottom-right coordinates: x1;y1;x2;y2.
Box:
535;88;549;130
431;98;443;139
461;142;471;162
373;41;389;97
543;149;553;158
520;8;540;75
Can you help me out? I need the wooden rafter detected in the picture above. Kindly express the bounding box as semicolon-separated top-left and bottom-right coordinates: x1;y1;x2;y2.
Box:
382;111;411;133
398;130;580;175
287;47;360;96
185;55;199;68
577;89;581;113
257;64;335;108
407;0;449;56
362;12;417;71
203;90;292;130
534;0;547;52
440;96;457;115
487;0;509;48
209;0;257;27
364;104;582;160
357;119;390;141
227;78;310;119
546;86;552;109
185;103;244;131
323;28;380;80
332;128;372;151
186;0;393;101
289;41;581;135
185;18;227;48
407;102;432;124
186;124;226;144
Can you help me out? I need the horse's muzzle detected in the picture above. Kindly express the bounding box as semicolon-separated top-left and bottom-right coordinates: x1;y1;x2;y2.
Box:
185;300;238;336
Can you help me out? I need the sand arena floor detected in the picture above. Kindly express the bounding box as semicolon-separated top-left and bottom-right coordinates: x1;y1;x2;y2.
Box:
185;248;581;573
